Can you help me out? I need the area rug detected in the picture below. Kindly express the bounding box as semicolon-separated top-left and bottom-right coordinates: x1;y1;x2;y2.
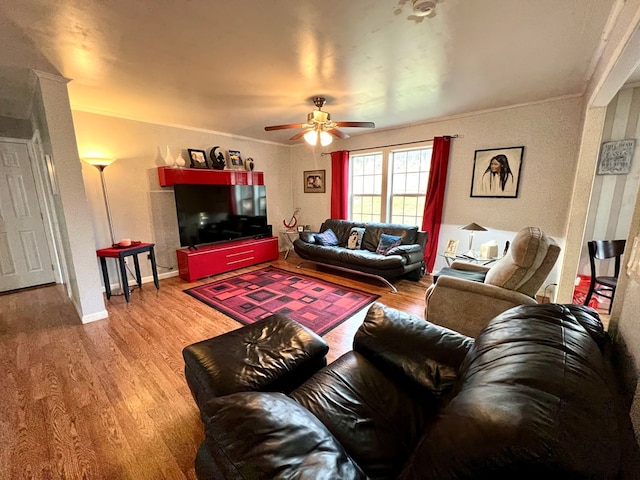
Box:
184;266;379;335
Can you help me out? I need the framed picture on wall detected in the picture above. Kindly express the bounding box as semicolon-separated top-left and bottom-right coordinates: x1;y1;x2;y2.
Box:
304;170;326;193
470;146;524;198
597;139;635;175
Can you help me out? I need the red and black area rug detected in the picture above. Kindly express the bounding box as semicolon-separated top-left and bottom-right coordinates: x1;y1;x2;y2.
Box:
184;266;379;335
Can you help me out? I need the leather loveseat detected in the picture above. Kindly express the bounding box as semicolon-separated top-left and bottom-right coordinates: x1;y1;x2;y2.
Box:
293;219;427;292
184;302;621;479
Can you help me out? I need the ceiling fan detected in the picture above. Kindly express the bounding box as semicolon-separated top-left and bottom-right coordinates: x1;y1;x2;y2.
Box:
264;97;375;146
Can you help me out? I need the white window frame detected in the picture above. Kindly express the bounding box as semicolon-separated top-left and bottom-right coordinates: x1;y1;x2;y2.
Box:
348;142;433;225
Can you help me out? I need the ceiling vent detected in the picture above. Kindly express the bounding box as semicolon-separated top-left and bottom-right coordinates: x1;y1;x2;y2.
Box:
411;0;436;17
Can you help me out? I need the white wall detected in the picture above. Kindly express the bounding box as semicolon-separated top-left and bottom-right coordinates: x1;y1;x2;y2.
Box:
71;111;293;286
290;97;583;286
34;72;107;323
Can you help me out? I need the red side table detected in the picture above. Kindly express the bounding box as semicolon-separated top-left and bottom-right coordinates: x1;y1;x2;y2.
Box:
96;242;160;302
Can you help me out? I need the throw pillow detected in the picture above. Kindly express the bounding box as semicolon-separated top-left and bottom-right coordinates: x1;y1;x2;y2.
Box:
376;233;402;255
347;227;365;250
314;228;340;246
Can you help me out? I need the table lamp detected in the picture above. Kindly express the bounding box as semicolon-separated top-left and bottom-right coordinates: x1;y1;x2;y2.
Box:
459;222;487;257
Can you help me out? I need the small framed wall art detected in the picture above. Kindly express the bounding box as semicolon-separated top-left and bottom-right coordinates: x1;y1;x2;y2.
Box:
470;146;524;198
188;149;208;169
597;139;635;175
304;170;326;193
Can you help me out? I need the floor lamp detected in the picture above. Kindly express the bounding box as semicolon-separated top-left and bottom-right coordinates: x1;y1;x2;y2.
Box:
84;157;124;293
460;222;487;257
84;158;117;244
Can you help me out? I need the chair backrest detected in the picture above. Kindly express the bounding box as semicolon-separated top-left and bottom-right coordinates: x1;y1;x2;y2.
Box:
484;227;561;297
588;240;626;279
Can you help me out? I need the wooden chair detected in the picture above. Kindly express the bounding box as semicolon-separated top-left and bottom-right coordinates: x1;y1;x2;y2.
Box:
584;240;626;314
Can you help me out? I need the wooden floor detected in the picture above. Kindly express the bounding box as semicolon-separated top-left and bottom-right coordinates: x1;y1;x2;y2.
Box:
0;253;433;479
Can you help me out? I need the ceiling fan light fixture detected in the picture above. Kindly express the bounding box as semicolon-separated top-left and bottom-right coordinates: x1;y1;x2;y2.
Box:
319;131;333;146
303;129;333;147
311;110;330;123
304;130;319;146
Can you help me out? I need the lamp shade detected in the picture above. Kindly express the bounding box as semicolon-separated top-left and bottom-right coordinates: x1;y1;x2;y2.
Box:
83;157;116;167
303;130;318;146
460;222;487;232
303;130;333;147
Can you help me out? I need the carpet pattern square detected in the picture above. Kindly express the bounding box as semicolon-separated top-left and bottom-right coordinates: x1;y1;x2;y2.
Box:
184;266;380;335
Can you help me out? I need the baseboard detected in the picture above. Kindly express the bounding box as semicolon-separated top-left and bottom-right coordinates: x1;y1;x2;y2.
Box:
104;269;178;293
80;309;109;324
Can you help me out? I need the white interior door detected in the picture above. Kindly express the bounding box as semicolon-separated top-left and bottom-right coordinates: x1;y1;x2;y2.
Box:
0;141;55;292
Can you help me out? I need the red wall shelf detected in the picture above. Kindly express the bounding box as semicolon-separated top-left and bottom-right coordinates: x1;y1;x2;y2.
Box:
158;166;264;186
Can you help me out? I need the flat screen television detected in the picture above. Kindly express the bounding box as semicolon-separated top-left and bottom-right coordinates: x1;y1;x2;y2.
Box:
173;184;269;247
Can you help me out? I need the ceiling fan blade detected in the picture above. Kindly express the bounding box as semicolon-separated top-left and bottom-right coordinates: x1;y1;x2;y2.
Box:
264;123;304;131
327;128;349;139
334;121;375;128
289;130;308;141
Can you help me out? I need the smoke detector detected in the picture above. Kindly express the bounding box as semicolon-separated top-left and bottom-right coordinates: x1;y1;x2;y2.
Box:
411;0;436;16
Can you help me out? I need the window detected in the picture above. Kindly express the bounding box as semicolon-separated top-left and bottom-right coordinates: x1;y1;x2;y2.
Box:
349;145;432;225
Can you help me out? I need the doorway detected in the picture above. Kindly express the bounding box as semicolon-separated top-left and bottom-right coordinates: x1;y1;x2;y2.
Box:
0;139;55;292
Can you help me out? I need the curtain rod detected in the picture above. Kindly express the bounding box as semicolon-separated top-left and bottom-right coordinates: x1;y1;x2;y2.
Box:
319;134;460;155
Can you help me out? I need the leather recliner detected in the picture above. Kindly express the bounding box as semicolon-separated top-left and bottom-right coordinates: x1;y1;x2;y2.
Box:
185;302;620;479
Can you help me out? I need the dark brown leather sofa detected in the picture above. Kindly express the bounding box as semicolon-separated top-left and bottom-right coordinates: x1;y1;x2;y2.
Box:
184;302;621;479
293;219;427;292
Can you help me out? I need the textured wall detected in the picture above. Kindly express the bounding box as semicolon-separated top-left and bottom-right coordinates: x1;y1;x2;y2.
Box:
71;111;292;285
291;96;583;283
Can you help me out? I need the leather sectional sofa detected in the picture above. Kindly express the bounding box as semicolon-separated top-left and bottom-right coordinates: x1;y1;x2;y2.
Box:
183;302;621;479
292;218;427;292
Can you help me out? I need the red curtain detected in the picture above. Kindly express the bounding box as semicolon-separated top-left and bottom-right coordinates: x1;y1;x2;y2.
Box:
330;150;350;219
421;136;452;273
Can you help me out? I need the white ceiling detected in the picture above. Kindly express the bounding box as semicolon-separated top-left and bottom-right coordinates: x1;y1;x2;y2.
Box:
0;0;620;144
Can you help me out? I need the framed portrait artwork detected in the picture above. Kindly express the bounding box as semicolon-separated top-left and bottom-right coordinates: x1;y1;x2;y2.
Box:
187;149;208;169
470;146;524;198
304;170;326;193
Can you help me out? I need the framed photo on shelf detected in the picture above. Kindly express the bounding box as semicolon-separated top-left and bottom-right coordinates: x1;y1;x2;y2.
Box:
304;169;326;193
187;149;208;169
470;146;524;198
444;239;459;255
228;150;244;170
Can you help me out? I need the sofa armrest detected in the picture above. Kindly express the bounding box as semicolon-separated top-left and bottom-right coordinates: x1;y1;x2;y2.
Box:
449;260;492;273
298;231;317;243
424;276;538;337
198;392;367;479
386;243;424;263
353;303;473;396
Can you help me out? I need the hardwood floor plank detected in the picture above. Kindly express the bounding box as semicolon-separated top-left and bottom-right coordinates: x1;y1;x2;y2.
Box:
0;253;432;479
